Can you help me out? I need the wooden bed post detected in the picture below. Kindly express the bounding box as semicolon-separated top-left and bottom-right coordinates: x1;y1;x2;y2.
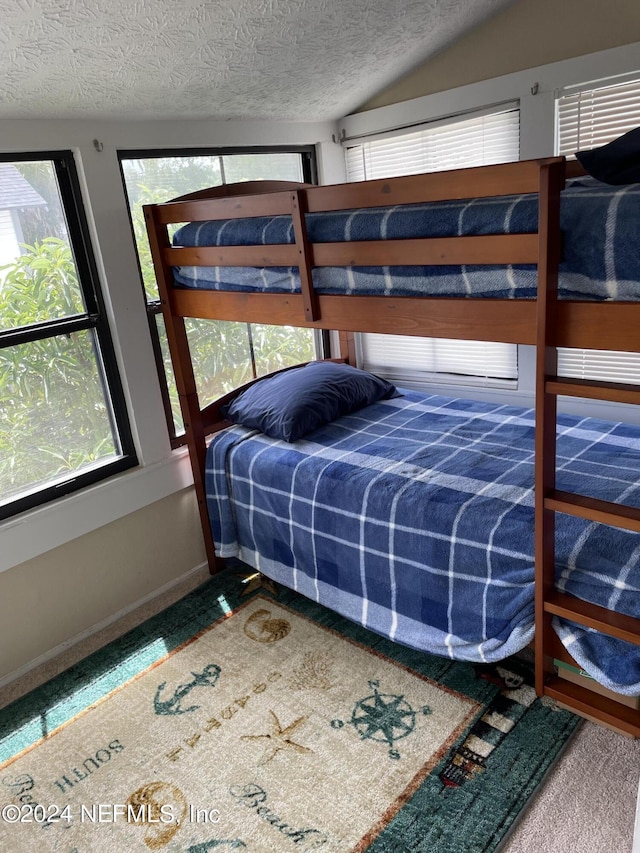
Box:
533;161;640;733
337;331;358;366
534;158;565;696
143;203;224;574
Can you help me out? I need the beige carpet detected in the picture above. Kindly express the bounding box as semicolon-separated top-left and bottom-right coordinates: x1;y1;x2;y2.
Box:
503;721;640;853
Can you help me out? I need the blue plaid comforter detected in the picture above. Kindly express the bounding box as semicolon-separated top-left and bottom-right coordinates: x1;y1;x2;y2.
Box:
206;391;640;694
175;177;640;300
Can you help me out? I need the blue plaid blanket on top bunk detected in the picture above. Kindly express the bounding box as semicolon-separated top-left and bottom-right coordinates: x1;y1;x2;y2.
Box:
174;177;640;301
206;390;640;695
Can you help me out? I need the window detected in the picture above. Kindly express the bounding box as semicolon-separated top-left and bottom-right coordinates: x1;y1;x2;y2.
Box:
556;72;640;384
346;106;520;180
120;148;321;443
345;107;520;388
0;152;136;519
556;72;640;156
360;335;518;391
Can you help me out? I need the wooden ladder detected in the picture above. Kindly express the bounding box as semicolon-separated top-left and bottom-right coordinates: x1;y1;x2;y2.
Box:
534;159;640;736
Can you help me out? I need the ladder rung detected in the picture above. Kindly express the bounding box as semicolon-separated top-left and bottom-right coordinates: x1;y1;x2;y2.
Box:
545;675;640;737
546;377;640;405
544;591;640;644
545;489;640;532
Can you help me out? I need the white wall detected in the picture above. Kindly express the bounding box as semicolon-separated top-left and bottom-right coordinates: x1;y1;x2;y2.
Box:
0;209;21;271
0;487;207;685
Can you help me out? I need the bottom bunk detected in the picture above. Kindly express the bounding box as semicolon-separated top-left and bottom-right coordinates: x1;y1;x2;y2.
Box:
204;365;640;704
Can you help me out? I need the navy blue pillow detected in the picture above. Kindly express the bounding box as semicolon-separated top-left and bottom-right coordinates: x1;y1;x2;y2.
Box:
222;361;397;442
576;126;640;185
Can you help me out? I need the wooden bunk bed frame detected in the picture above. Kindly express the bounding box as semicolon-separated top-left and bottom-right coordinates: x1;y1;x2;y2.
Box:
144;157;640;736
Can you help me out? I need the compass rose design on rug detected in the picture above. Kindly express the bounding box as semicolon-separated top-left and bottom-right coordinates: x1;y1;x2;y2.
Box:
331;679;433;759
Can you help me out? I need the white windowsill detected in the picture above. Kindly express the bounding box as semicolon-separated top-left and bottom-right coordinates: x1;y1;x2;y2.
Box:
0;449;195;575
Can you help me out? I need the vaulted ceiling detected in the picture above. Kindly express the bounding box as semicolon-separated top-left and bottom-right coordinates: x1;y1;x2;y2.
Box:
0;0;515;121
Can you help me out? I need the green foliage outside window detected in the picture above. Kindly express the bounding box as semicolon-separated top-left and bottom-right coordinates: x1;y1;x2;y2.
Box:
1;152;316;505
2;152;316;502
122;154;317;436
0;239;117;501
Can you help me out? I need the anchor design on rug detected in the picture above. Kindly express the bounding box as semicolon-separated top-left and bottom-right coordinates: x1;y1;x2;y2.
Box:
331;680;432;760
154;663;222;715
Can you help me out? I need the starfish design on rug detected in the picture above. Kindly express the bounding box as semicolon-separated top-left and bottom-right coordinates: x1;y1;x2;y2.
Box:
241;710;313;764
236;570;279;597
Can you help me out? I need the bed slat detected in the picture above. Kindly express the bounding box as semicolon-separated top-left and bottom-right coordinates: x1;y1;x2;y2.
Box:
312;234;539;266
166;245;300;267
171;290;538;343
545;490;640;532
544;592;640;646
304;159;559;212
545;677;640;737
167;233;539;269
546;377;640;404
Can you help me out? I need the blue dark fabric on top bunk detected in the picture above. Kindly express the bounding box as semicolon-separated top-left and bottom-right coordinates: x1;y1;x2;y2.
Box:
173;177;640;300
205;390;640;694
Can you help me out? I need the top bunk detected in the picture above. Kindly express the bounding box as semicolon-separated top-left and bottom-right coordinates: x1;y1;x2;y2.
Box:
143;157;640;353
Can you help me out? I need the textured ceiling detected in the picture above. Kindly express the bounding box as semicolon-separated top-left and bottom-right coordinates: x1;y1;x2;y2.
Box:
0;0;514;121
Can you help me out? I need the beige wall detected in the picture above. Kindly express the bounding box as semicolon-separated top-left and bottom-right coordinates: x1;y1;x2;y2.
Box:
0;488;206;682
357;0;640;112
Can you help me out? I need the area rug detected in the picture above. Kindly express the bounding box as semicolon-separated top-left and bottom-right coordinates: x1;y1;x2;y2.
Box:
0;565;580;852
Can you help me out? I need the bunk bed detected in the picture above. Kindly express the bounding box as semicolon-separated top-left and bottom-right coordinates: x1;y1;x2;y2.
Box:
143;157;640;736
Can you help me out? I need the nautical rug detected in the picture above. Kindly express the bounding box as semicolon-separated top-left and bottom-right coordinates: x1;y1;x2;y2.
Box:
0;566;580;852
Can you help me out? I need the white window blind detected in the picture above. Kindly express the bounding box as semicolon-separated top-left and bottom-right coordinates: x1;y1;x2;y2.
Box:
558;349;640;384
346;106;520;387
556;72;640;385
557;73;640;156
360;335;518;389
346;107;520;181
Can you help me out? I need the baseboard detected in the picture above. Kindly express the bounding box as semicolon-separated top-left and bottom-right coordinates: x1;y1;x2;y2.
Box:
0;561;210;693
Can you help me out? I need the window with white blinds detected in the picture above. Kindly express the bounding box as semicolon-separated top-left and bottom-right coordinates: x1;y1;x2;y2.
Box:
556;72;640;385
345;106;520;387
360;335;518;390
558;349;640;384
346;107;520;181
556;73;640;156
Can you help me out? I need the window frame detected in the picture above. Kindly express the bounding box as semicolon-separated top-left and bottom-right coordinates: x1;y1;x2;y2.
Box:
118;145;321;447
0;150;137;520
